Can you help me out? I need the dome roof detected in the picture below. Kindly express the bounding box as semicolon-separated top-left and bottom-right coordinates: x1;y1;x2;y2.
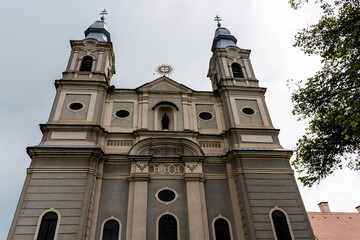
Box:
84;20;111;43
211;27;237;52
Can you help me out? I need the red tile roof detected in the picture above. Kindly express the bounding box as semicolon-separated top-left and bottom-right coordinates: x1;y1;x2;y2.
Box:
307;212;360;240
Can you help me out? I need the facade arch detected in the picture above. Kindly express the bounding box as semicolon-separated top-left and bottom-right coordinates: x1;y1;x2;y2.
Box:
33;208;61;240
156;211;180;240
211;215;234;240
269;206;295;240
128;138;204;157
99;216;121;240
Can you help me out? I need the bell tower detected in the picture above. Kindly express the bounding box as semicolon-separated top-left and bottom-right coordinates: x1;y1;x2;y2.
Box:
62;13;115;83
207;17;257;91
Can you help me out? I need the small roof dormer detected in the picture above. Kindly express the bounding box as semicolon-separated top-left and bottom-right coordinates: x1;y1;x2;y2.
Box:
84;9;111;43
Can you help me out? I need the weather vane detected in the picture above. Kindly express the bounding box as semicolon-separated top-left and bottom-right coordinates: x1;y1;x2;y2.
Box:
214;15;222;28
100;9;108;21
156;64;174;77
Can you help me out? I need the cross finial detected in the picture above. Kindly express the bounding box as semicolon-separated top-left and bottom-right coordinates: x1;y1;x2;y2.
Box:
214;15;222;28
100;9;108;21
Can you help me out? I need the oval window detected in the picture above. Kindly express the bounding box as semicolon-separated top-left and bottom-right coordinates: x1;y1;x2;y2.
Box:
158;189;176;202
242;107;255;115
115;109;130;118
69;102;84;111
198;112;213;121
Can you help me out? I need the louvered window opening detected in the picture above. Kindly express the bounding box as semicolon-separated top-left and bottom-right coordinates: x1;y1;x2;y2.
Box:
231;63;244;78
80;56;93;71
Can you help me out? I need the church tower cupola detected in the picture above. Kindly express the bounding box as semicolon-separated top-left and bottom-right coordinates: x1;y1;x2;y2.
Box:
84;9;111;43
208;16;257;91
211;16;238;52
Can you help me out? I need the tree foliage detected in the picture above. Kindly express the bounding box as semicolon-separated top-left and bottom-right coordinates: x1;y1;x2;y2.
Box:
289;0;360;186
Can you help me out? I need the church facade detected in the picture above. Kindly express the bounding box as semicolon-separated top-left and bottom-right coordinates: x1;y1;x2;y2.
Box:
8;16;315;240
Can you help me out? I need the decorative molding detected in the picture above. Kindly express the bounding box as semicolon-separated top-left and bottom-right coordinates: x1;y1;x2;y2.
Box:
27;167;98;176
149;163;184;175
185;163;198;173
136;163;148;172
199;141;221;148
233;168;293;175
149;147;183;156
107;140;133;147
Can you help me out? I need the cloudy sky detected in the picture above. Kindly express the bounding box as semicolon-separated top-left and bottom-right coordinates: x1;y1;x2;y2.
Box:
1;0;359;238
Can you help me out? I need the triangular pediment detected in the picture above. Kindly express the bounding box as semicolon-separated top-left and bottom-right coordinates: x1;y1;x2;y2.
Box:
137;76;193;93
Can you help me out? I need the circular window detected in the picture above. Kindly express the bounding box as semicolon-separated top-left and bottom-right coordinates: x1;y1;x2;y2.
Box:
115;109;130;119
155;187;178;205
158;189;176;202
242;107;255;115
198;111;213;121
68;102;84;111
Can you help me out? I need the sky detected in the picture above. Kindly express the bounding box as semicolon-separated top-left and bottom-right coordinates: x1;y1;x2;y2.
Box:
1;0;359;238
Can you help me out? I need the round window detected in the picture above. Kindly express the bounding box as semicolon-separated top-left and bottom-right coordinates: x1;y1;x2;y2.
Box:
69;102;84;111
115;109;130;118
242;107;255;115
198;111;213;121
158;189;176;202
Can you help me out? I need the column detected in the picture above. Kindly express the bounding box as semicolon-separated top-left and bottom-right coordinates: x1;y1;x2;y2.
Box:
126;157;150;240
183;157;210;240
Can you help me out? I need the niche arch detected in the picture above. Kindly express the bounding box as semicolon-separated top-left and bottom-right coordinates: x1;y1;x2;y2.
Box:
152;101;178;131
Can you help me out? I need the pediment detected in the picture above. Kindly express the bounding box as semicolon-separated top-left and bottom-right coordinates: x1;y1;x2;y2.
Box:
137;77;193;93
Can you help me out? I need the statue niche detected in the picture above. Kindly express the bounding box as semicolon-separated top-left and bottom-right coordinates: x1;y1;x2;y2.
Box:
157;106;175;131
162;113;170;130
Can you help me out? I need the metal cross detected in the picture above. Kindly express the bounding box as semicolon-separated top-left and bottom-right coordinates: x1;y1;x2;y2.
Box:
100;9;108;21
214;15;222;27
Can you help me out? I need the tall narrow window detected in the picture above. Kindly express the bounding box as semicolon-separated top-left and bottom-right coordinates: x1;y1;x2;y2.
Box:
272;210;292;240
159;214;178;240
80;56;93;72
231;63;244;78
37;212;58;240
102;220;119;240
214;218;231;240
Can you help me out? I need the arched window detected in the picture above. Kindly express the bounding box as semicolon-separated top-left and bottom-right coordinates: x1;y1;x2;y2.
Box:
102;219;120;240
271;210;292;240
214;218;231;240
158;214;178;240
37;211;58;240
80;56;93;72
231;63;244;78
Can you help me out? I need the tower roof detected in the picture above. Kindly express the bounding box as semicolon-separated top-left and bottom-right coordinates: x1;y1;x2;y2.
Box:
84;19;111;42
211;27;237;52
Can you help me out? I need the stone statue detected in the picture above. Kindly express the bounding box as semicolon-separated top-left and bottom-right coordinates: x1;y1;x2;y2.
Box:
162;113;170;130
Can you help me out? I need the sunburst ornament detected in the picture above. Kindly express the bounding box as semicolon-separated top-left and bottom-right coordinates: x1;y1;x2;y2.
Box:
156;64;174;76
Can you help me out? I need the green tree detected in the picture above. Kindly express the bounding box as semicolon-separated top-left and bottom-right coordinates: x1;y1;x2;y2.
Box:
289;0;360;186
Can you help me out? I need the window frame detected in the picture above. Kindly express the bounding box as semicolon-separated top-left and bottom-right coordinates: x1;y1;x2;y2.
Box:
99;216;122;240
79;55;94;72
211;215;234;240
33;208;61;240
156;211;180;240
231;63;244;78
269;206;295;240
